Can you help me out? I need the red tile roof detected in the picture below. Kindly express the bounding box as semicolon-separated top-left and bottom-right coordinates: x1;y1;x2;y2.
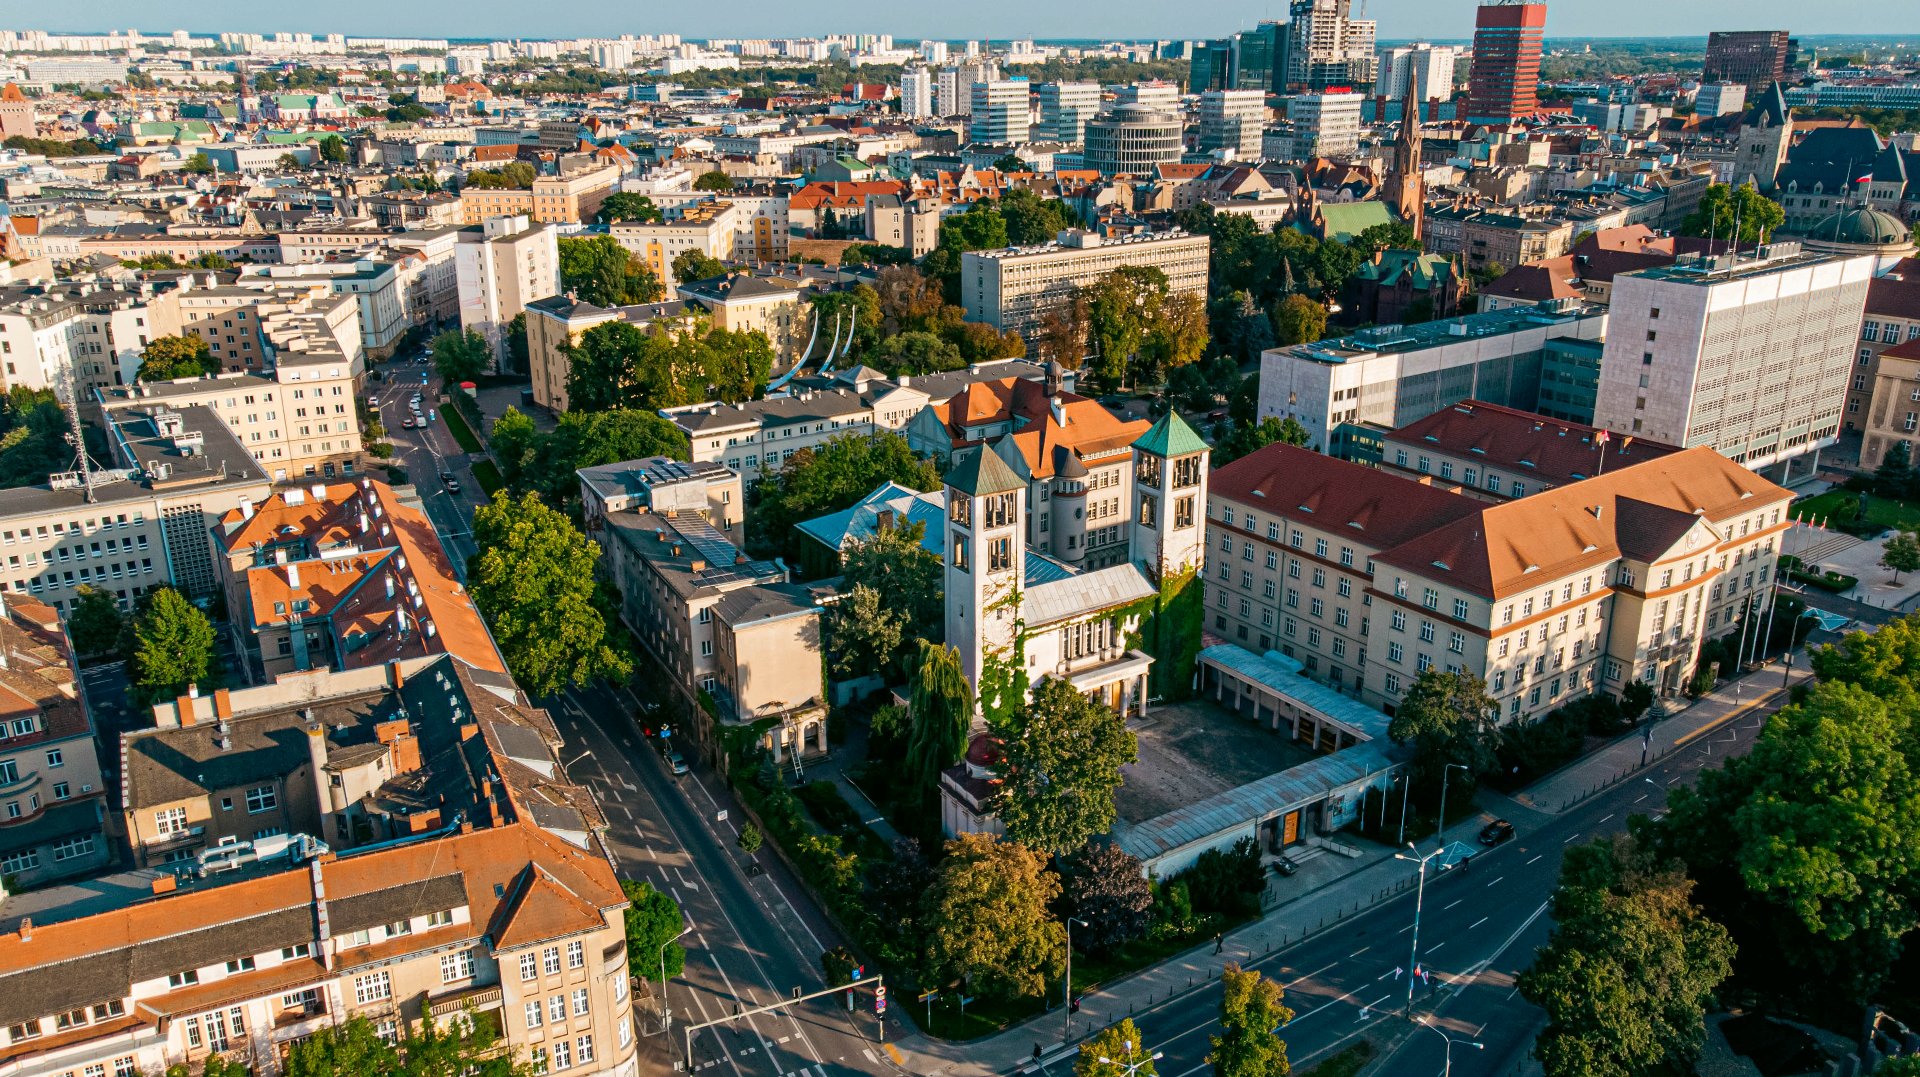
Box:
1384;401;1682;491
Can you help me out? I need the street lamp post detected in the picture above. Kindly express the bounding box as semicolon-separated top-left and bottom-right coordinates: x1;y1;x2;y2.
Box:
1436;762;1470;852
1096;1040;1164;1076
659;922;692;1030
1394;844;1451;1016
1065;916;1086;1040
1395;773;1410;846
1417;1015;1484;1076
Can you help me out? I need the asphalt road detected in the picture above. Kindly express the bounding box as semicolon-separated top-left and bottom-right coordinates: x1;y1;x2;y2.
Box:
546;679;907;1077
369;354;480;570
1011;705;1775;1077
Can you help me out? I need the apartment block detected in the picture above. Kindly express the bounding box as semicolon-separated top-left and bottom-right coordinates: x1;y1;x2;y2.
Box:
459;164;620;226
1846;258;1920;452
176;282;363;377
584;461;827;764
1592;242;1872;475
97;354;365;483
0;280;184;396
960;231;1210;344
523;296;692;413
0;404;273;610
210;478;508;684
0;593;111;889
1286;91;1363;158
1036;81;1102;143
1206;442;1792;719
1258;298;1608;449
455;216;562;372
610;201;741;287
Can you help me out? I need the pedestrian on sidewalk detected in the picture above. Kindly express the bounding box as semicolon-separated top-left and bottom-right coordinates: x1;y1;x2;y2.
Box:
1214;932;1224;954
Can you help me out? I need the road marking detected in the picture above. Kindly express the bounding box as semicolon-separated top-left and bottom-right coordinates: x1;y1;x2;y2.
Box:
1287;962;1338;986
1526;854;1543;865
1486;876;1504;888
861;1049;878;1064
1598;814;1614;824
1469;917;1488;930
1635;793;1649;803
1349;946;1369;957
1563;833;1580;843
884;1045;904;1065
1443;899;1462;910
1427;941;1447;953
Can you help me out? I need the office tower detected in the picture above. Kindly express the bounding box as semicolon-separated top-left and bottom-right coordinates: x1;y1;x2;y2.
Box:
1190;39;1232;93
1281;0;1378;91
1467;1;1548;124
1375;43;1457;101
900;68;935;119
1287;91;1364;157
1115;81;1181;112
1703;30;1795;91
1083;105;1186;176
1693;83;1746;117
1593;243;1873;476
969;79;1031;144
1233;23;1283;92
943;59;999;116
1037;81;1102;143
1199;89;1267;159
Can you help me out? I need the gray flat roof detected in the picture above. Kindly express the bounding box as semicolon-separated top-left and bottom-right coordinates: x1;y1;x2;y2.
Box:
1278;300;1606;365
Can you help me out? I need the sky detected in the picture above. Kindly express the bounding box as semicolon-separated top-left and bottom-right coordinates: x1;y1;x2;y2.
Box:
26;1;1920;44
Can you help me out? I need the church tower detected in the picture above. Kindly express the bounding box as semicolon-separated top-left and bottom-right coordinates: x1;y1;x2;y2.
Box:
943;445;1028;691
1129;412;1211;582
1386;69;1426;241
1735;81;1793;191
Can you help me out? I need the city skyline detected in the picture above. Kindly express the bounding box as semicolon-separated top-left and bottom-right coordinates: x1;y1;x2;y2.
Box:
22;1;1920;46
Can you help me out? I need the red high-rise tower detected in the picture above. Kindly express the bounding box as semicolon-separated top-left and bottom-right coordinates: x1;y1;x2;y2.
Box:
1466;1;1546;125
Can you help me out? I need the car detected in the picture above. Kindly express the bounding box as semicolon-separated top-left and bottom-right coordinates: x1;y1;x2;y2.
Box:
422;346;434;357
664;751;689;776
400;417;416;429
1271;856;1298;877
1478;820;1515;846
444;479;461;494
439;471;455;482
420;373;429;384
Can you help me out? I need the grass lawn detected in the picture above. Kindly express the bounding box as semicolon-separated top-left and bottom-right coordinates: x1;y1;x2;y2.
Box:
443;403;484;453
470;459;503;497
1792;490;1920;535
1301;1040;1374;1077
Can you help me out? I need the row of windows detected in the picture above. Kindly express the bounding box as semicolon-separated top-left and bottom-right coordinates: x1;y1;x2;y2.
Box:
518;941;589;981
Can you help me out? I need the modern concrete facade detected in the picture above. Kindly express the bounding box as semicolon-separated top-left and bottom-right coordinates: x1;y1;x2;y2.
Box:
1466;1;1547;124
1036;81;1101;144
1286;91;1363;158
959;231;1210;343
1592;242;1872;476
454;215;561;372
1198;90;1267;160
968;79;1032;144
1083;106;1186;177
0;280;185;396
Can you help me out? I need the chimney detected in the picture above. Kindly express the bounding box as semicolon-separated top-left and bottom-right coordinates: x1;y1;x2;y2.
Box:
17;917;29;941
238;496;254;520
287;563;300;589
387;659;405;690
309;859;333;970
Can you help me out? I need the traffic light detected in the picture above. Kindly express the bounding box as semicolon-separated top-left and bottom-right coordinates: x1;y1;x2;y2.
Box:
1069;995;1081;1014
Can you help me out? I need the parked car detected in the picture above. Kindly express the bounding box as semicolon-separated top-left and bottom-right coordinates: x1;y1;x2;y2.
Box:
1478;820;1515;846
664;751;689;776
1271;856;1298;877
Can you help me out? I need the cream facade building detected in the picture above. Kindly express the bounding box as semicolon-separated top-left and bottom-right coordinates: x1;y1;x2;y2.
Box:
455;216;561;372
459;164;620;226
0;280;185;395
1206;443;1793;719
609;201;742;288
960;231;1210;344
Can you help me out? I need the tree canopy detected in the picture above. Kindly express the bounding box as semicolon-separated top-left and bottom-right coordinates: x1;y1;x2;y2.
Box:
1518;832;1734;1077
598;191;662;224
0;387;94;490
693;169;734;191
463;161;536;189
1386;669;1501;801
924;833;1066;1001
824;522;943;682
431;327;492;384
562;316;773;413
1208;964;1294;1077
746;430;940;560
469;492;630;695
1079;1019;1160;1077
66;586;125;658
907;641;974;808
670;249;728;284
283;1012;530;1077
128;587;216;705
995;678;1139;855
1062;843;1154;955
136;334;218;382
622;879;687;982
1681;182;1785;245
1082;265;1208;388
558;234;665;308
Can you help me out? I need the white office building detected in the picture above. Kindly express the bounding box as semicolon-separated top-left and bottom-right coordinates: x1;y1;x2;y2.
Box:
1198;90;1267;159
1374;43;1457;102
1287;91;1364;157
1037;81;1103;144
969;79;1032;144
900;69;935;119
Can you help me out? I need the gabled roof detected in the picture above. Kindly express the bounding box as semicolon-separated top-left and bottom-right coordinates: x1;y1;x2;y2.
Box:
1385;401;1681;488
1133;411;1210;459
946;444;1025;497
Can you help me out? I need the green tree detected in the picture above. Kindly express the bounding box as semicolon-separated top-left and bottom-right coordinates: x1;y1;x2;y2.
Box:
840;520;942;650
128;587;216;704
1078;1019;1160;1077
1084;265;1164;387
670;249;727;283
824;584;905;683
551;408;689;471
1216;417;1312;466
1876;440;1915;499
190;252;231;270
562;318;770;414
1885;532;1920;584
469;492;630;695
1000;187;1078;246
431;327;492;384
179;152;215;174
1272;295;1328;346
1681;182;1786;245
558;234;664;308
693;169;734;191
598;191;662;223
1061;843;1154;955
317;134;348;162
0;388;89;489
282;1008;530;1076
937;200;1011;256
995;678;1138;856
136;334;217;382
278;152;303;171
1385;669;1500;801
907;640;974;801
489;406;539;493
66;585;124;658
621;879;687;982
924;833;1066;1001
875;330;966;377
505;312;529;374
738;822;763;855
1518;832;1734;1077
463;160;536;189
747;430;940;559
1208;964;1294;1077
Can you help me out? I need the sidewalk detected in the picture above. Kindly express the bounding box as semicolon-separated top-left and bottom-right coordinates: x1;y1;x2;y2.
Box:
900;657;1816;1077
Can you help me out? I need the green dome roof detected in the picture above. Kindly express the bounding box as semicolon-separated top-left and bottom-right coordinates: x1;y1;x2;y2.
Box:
1809;205;1912;247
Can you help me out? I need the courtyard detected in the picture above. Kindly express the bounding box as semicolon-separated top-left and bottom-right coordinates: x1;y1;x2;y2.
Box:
1116;697;1324;825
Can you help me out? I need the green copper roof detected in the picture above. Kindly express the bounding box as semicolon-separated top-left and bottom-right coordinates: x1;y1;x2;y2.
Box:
946;445;1025;497
1134;411;1210;459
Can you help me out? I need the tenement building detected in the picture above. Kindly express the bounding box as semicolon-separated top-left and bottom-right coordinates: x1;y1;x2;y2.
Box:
1206;442;1793;719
